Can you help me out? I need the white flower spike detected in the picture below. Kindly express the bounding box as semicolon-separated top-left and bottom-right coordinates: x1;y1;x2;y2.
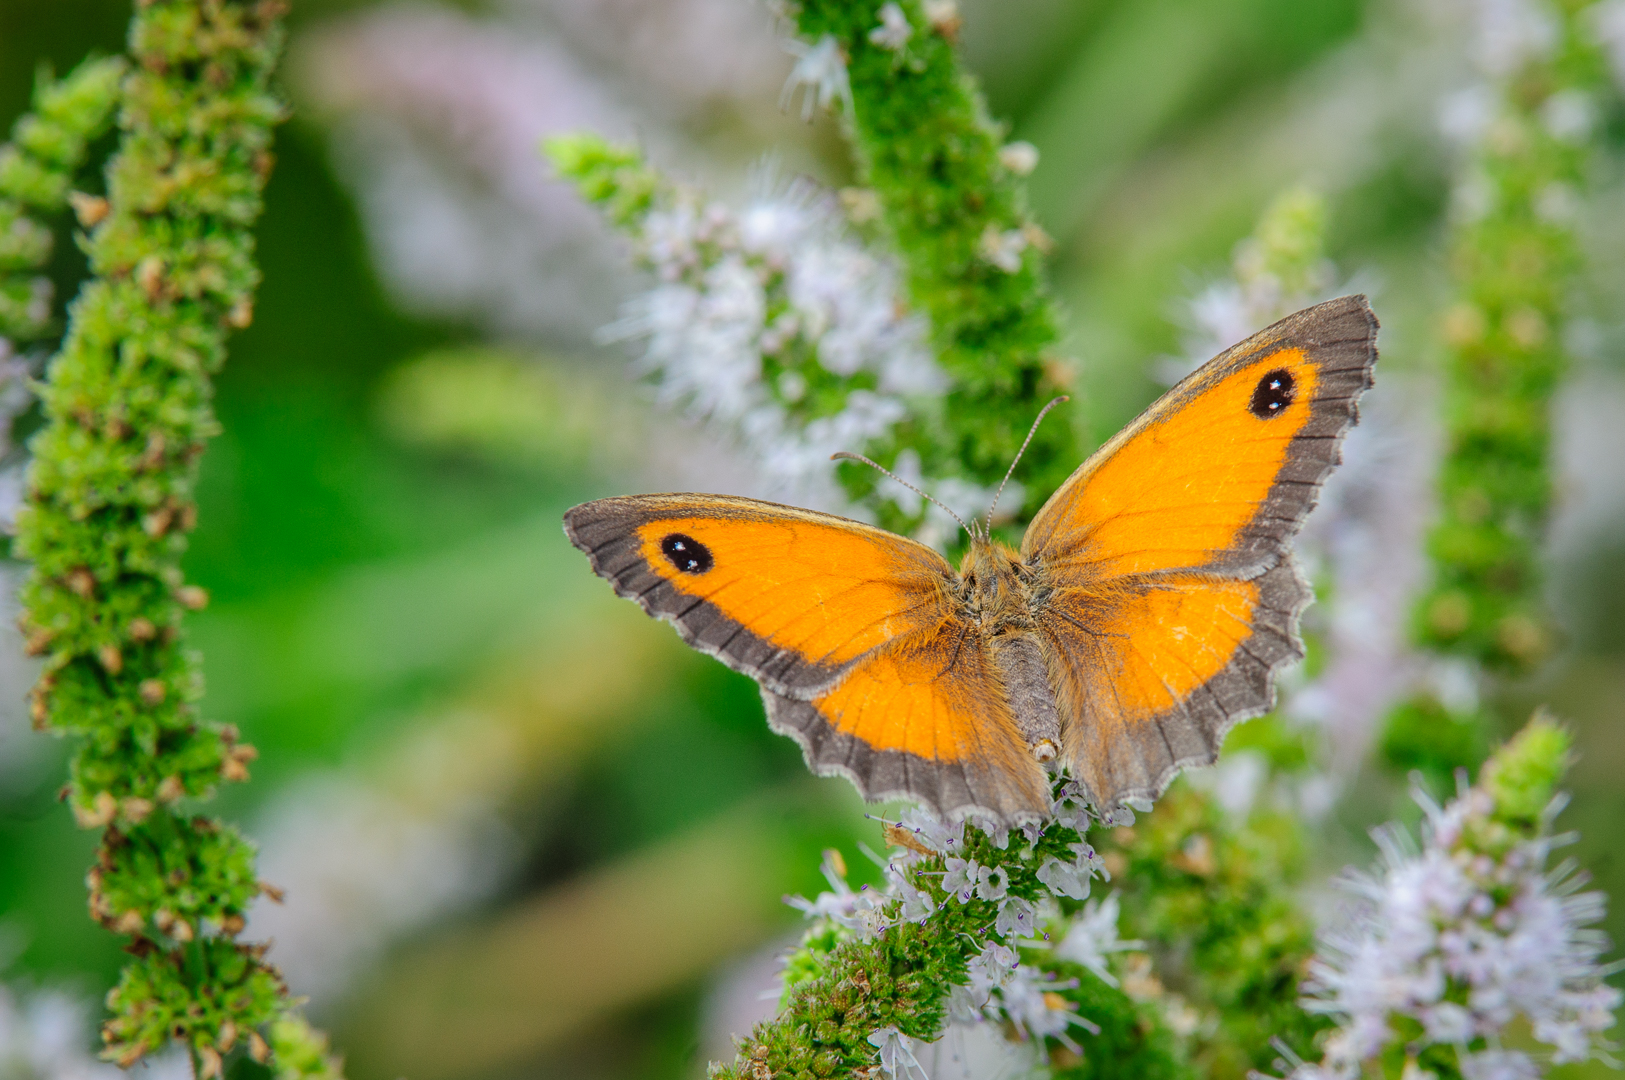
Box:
608;169;942;511
1295;781;1620;1080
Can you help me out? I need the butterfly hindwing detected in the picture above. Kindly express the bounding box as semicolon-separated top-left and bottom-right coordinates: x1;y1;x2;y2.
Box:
1024;296;1378;806
1036;562;1307;806
763;623;1050;822
564;494;1051;821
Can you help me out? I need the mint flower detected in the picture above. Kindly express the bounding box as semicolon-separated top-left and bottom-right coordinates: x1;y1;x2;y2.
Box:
868;3;914;52
574;156;943;510
780;35;852;121
1098;804;1137;828
995;896;1038;938
867;1024;928;1079
975;864;1010;901
973;817;1013;849
1459;1048;1544;1080
1036;855;1092;900
786;849;895;938
888;865;938;923
1052;893;1141;986
998;140;1039;175
997;963;1097;1048
949;936;1099;1052
949;941;1021;1023
977;225;1027;272
941;856;978;902
896;806;965;855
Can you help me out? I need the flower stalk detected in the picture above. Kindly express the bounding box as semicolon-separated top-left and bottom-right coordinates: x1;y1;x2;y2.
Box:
1384;0;1617;788
547;137;943;517
0;55;125;344
12;1;342;1074
1295;714;1619;1080
782;0;1078;525
711;797;1111;1079
1417;0;1609;673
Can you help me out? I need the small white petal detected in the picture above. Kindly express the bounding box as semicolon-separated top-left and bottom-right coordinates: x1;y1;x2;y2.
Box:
868;3;914;52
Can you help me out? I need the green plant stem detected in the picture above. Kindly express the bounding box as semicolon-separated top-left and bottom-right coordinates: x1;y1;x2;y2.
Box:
12;1;340;1074
1383;0;1610;782
787;0;1077;523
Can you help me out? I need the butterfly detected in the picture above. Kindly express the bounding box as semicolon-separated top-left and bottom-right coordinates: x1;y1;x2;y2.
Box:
565;296;1377;823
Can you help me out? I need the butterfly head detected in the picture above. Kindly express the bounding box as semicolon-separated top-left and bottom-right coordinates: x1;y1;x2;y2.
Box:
958;532;1028;626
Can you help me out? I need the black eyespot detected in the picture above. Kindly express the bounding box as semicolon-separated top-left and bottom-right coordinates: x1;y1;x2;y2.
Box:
660;532;713;575
1249;368;1296;419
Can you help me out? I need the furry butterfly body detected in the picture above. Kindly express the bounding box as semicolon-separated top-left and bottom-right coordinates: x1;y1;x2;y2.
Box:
565;296;1378;823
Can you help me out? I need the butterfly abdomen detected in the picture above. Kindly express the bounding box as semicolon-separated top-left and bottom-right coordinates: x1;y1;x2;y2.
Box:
990;633;1062;763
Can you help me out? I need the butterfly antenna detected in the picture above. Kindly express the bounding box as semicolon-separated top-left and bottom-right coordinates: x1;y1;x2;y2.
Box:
986;395;1070;533
831;451;972;537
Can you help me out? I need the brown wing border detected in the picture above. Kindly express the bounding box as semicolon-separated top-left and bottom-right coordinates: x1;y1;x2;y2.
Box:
762;689;1052;825
563;492;956;699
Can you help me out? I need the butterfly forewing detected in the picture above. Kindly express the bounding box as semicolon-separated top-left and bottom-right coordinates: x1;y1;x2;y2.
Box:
564;493;952;696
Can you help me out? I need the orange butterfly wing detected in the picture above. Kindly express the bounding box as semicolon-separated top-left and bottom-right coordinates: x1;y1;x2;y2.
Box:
565;494;1050;821
1022;295;1378;806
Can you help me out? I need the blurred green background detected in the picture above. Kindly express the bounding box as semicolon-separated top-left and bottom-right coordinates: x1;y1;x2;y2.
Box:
0;0;1621;1077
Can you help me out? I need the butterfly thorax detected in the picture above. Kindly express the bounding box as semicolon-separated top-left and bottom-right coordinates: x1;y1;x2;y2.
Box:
957;536;1037;635
956;535;1063;764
